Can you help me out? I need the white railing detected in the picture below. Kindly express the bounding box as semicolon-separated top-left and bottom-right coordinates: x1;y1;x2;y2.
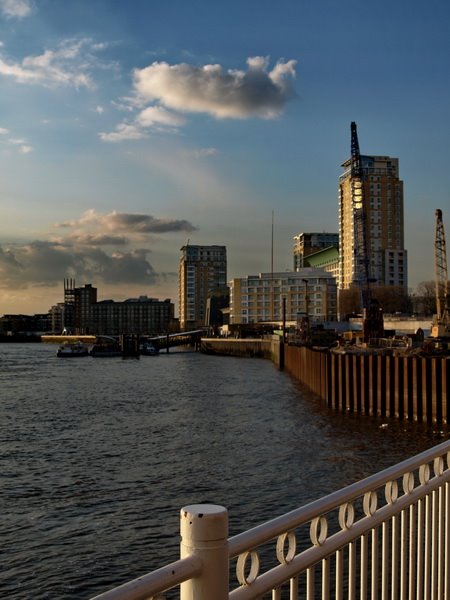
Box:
91;439;450;600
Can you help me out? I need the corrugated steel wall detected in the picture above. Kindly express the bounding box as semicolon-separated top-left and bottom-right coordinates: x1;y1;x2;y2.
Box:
284;346;450;424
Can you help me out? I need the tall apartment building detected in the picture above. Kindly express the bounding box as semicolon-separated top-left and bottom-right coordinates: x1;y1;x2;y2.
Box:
179;245;227;330
61;280;97;334
229;269;337;325
338;155;407;290
293;232;339;270
74;284;97;334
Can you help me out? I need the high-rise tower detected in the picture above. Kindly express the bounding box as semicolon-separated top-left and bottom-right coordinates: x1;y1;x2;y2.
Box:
338;139;407;293
179;244;227;330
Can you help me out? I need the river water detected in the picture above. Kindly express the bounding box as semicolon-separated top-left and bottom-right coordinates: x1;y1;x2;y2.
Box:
0;343;447;599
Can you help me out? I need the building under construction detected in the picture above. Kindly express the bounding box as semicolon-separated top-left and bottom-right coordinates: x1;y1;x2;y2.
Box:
338;125;408;296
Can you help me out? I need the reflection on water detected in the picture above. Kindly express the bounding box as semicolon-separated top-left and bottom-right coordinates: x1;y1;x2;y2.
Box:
0;343;447;599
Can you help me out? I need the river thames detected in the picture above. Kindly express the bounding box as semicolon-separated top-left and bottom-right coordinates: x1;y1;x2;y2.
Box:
1;342;447;599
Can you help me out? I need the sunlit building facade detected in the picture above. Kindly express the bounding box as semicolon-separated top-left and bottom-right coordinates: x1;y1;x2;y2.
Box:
338;155;407;290
229;269;337;325
179;245;227;330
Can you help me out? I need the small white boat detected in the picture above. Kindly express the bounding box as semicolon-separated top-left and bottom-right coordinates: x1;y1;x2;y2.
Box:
57;341;89;357
141;342;159;356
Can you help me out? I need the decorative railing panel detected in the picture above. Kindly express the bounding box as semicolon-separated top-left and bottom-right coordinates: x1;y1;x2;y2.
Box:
91;440;450;600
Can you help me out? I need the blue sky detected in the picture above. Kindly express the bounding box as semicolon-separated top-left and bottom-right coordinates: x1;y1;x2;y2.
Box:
0;0;449;315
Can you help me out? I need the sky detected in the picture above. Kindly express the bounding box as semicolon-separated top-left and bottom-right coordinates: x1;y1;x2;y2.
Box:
0;0;449;316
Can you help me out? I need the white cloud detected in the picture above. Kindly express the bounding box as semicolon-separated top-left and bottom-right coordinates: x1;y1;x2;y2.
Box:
99;122;147;142
57;209;197;235
0;0;32;18
111;98;138;112
100;104;185;142
101;56;297;143
192;147;219;159
95;105;104;114
0;38;111;89
132;56;297;120
0;128;33;153
136;106;185;128
19;145;33;154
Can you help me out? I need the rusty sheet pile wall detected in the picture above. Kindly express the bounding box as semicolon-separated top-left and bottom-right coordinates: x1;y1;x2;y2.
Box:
284;345;450;424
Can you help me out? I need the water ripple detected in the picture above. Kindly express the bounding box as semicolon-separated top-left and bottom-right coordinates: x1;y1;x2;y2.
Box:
0;343;445;599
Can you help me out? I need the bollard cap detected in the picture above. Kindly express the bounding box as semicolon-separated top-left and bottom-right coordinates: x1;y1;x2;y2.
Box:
180;504;228;542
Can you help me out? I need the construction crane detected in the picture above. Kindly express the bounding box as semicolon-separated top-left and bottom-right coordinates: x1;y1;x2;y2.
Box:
350;122;384;342
431;208;450;338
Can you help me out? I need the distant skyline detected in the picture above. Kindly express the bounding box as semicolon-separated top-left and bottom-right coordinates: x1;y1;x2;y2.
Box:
1;0;449;315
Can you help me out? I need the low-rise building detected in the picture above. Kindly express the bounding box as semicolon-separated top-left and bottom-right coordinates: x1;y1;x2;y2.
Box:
0;313;51;335
92;297;176;336
229;269;337;325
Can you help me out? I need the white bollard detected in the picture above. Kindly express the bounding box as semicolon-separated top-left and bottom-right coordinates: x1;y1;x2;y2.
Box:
180;504;229;600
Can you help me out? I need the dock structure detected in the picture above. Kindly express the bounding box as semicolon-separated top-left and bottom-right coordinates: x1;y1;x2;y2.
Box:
145;329;205;352
41;334;96;344
42;330;206;354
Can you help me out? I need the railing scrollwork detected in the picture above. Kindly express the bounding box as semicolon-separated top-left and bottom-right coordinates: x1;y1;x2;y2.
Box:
236;550;260;586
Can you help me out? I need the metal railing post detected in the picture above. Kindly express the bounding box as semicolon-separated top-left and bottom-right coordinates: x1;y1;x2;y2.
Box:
180;504;229;600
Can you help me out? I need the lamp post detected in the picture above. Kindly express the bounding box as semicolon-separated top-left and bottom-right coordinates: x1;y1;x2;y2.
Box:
301;278;310;345
302;279;309;318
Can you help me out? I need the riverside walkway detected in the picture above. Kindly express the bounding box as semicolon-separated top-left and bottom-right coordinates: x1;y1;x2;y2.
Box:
91;439;450;599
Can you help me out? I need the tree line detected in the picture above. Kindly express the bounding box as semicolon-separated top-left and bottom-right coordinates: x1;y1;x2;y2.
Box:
338;281;447;317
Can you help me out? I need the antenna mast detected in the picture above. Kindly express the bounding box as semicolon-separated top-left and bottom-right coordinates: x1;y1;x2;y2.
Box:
271;210;274;322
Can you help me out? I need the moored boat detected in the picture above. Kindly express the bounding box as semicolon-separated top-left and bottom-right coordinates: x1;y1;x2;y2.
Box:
141;342;159;356
89;335;122;357
56;341;89;357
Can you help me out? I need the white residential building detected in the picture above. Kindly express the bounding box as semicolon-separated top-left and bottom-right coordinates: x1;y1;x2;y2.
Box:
229;269;337;325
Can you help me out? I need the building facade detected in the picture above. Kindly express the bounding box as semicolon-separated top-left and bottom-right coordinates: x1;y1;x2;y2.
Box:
0;313;51;335
73;284;98;334
92;297;175;336
229;269;337;325
338;155;407;290
303;246;340;282
49;302;73;334
293;232;339;270
179;245;227;330
60;281;175;335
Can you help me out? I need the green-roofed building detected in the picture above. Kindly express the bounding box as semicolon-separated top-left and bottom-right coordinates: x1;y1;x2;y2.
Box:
303;246;339;282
